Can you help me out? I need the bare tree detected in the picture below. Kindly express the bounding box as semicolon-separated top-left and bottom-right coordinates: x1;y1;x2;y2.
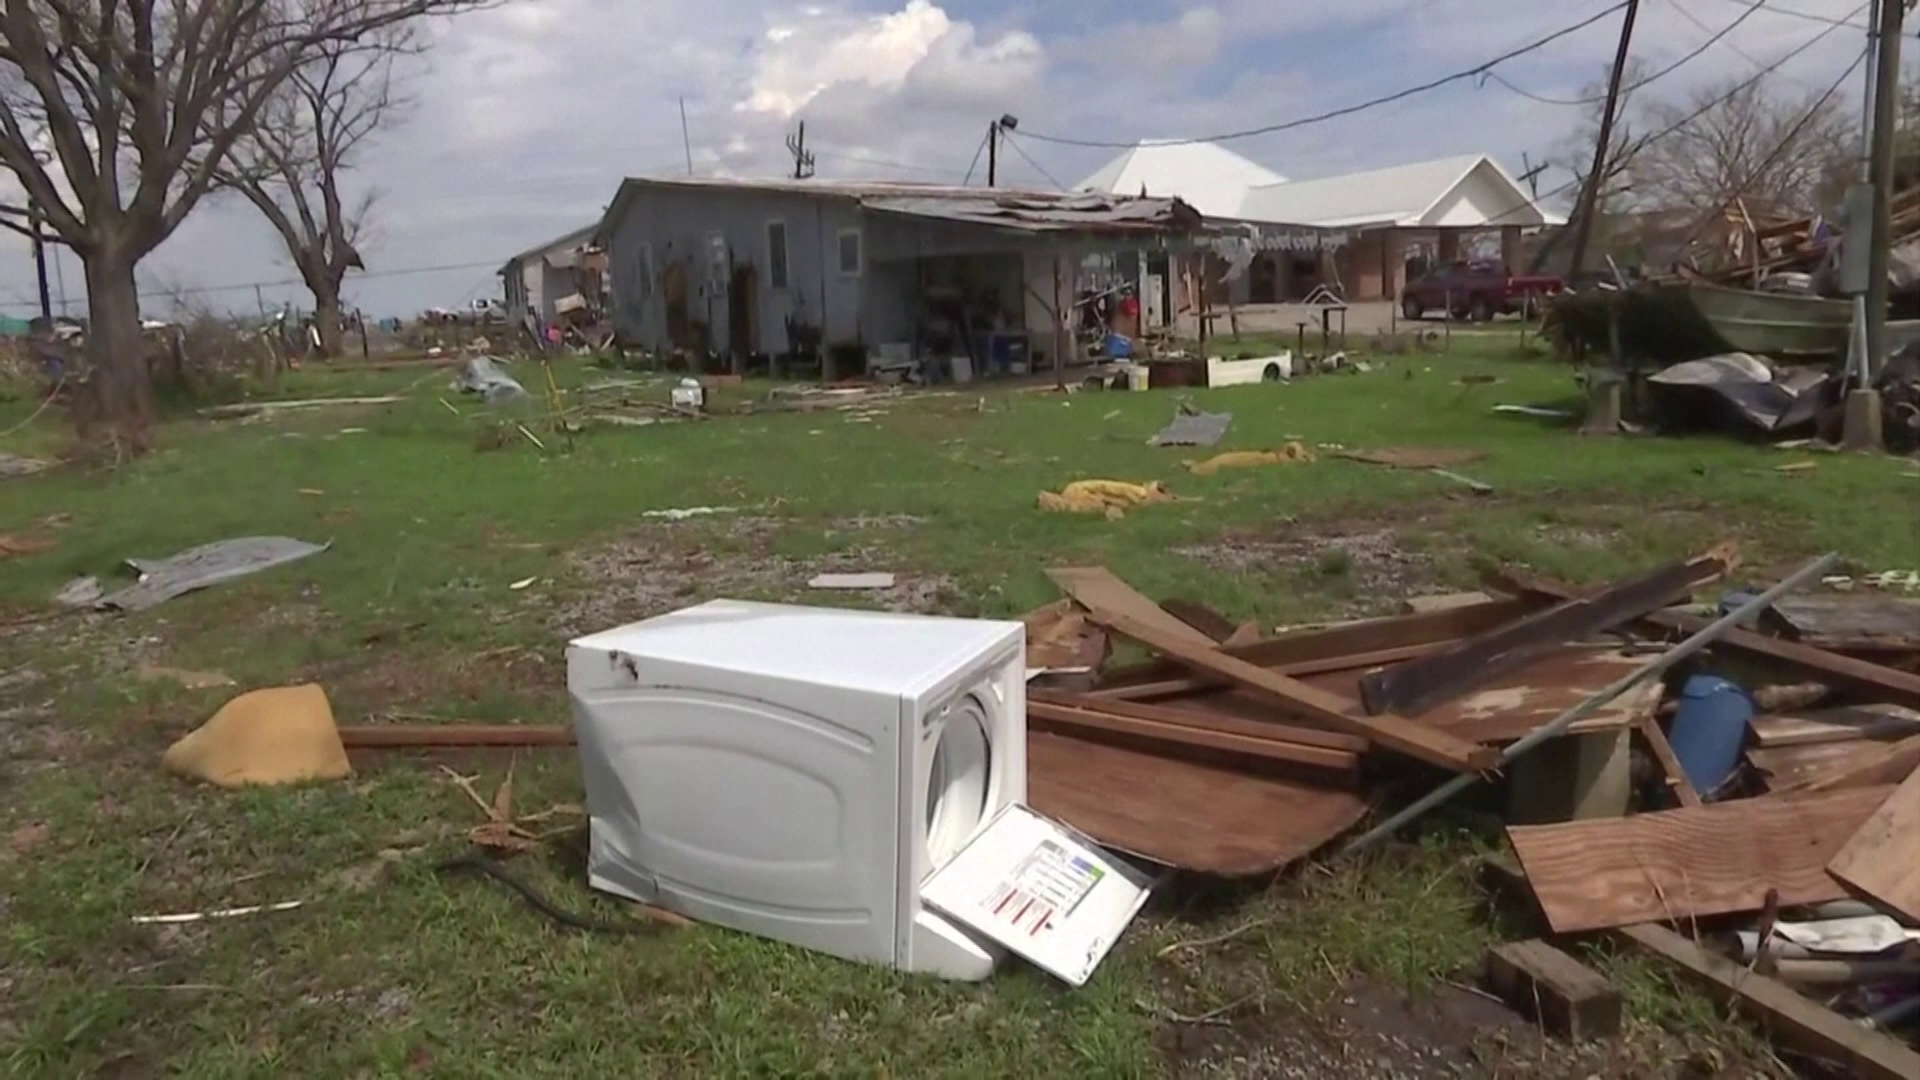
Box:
0;0;487;450
1631;74;1855;221
222;30;414;357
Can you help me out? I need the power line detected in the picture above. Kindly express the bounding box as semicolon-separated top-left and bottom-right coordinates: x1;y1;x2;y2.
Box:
1698;0;1870;28
1488;0;1769;107
1000;133;1069;190
1016;1;1633;148
961;127;989;185
1670;0;1823;86
1478;10;1864;229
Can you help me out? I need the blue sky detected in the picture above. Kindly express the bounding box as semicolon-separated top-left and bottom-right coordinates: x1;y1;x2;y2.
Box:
0;0;1879;320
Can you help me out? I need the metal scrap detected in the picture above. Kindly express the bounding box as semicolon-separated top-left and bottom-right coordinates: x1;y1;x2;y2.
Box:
99;536;330;611
1150;409;1232;447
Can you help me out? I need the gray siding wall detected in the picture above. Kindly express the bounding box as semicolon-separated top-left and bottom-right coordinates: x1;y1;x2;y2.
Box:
607;185;869;354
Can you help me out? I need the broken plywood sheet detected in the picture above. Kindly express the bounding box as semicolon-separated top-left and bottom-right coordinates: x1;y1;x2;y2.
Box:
1301;646;1662;744
1750;704;1920;750
1507;787;1891;933
1027;730;1368;876
1045;566;1215;650
1748;740;1889;789
1828;769;1920;924
1767;594;1920;651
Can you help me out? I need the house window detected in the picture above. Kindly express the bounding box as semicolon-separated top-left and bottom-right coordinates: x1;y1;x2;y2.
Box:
767;221;790;290
836;228;863;277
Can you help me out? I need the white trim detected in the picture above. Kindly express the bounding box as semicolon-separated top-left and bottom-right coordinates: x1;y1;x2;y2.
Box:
835;227;863;277
766;219;790;290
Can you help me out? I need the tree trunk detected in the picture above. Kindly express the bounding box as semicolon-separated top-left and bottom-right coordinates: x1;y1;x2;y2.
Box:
80;250;156;452
313;287;345;358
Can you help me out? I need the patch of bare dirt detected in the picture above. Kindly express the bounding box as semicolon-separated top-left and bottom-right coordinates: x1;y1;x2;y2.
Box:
1158;978;1762;1079
1174;527;1452;616
548;515;956;635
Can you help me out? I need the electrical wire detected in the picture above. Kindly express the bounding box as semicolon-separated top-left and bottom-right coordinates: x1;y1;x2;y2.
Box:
1014;1;1632;148
960;127;988;185
1478;12;1864;228
1487;0;1771;107
1670;0;1823;87
1000;133;1070;190
1698;0;1870;29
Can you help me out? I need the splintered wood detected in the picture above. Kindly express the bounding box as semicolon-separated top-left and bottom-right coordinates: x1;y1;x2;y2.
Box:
1506;788;1892;933
1827;768;1920;924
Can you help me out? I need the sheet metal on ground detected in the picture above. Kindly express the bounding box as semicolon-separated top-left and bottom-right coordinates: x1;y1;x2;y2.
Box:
1173;646;1662;744
1027;731;1369;875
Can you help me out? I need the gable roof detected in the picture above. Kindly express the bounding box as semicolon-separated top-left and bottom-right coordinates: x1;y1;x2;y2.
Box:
498;224;599;276
1239;154;1561;230
1074;139;1285;219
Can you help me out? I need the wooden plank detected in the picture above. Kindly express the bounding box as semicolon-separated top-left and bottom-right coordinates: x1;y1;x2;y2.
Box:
338;723;574;748
1750;741;1900;788
1028;690;1366;752
1405;590;1494;614
1484;939;1623;1040
1087;609;1499;772
1098;596;1542;689
1750;704;1920;748
1775;731;1920;794
1361;554;1727;717
1028;731;1369;876
1767;594;1920;652
1614;923;1920;1080
1044;566;1215;649
1091;642;1441;703
1827;768;1920;923
1156;597;1241;643
1505;787;1891;933
1493;571;1920;710
1025;700;1360;774
1639;717;1703;808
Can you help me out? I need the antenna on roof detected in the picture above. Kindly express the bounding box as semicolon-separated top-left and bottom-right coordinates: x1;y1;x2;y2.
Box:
786;121;815;180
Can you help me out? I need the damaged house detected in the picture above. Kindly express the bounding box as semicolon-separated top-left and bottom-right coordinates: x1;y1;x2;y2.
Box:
596;176;1205;378
499;224;607;328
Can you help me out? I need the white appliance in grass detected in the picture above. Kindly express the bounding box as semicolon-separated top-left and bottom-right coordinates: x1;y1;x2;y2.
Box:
569;600;1040;979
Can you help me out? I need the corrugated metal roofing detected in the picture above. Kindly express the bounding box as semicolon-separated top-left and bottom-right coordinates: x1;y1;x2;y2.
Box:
1239;154;1559;229
1074;140;1286;219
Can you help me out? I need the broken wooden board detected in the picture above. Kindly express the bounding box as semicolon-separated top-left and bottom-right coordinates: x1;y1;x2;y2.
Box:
1827;768;1920;924
1404;591;1494;615
1506;787;1891;933
1749;704;1920;749
1640;718;1703;808
1484;939;1623;1041
1615;923;1920;1080
1044;566;1215;649
1775;731;1920;794
1087;609;1498;772
1302;646;1663;744
1027;730;1369;876
338;723;575;748
1766;594;1920;652
1021;600;1110;672
1750;740;1908;790
1156;597;1241;643
1025;697;1361;775
1361;554;1727;717
1493;571;1920;711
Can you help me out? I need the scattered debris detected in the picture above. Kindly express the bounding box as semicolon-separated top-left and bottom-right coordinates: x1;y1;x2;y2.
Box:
1336;447;1486;470
1429;468;1494;495
1186;442;1314;475
1493;404;1577;419
0;534;55;558
131;900;305;926
1150;408;1232;448
0;451;50;478
508;576;538;591
162;684;350;788
201;396;401;420
99;536;329;611
441;760;582;855
807;572;897;590
136;663;236;691
52;576;102;608
450;355;527;404
1036;479;1178;519
639;506;739;521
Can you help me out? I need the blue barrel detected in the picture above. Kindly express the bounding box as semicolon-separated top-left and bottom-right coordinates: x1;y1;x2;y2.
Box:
1666;675;1754;799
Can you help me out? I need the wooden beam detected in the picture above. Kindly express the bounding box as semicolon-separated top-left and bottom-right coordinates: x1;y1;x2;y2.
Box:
1777;731;1920;794
1029;690;1366;751
1827;767;1920;923
1362;554;1727;717
1484;939;1623;1040
1086;609;1499;773
1026;700;1360;774
1091;642;1442;703
1614;924;1920;1080
1493;571;1920;710
338;724;575;748
1156;597;1241;643
1639;717;1703;807
1045;566;1215;649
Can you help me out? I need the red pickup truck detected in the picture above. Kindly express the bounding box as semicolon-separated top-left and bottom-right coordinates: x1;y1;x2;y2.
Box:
1399;260;1565;322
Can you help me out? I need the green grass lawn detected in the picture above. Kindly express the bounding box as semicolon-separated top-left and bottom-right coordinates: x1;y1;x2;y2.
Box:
2;343;1914;1077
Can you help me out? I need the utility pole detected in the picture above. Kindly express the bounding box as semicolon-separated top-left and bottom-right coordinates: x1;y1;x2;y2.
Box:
986;120;999;186
1846;0;1905;449
1566;0;1641;279
679;96;694;176
786;121;815;180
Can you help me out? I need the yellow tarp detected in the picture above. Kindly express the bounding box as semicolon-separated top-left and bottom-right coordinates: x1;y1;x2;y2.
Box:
1185;442;1315;475
1036;479;1177;520
162;683;351;788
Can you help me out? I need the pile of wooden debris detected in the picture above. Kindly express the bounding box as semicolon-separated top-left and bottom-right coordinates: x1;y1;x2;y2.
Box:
1026;552;1920;1076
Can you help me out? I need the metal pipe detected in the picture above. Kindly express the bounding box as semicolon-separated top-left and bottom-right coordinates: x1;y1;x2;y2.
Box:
1341;551;1840;856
